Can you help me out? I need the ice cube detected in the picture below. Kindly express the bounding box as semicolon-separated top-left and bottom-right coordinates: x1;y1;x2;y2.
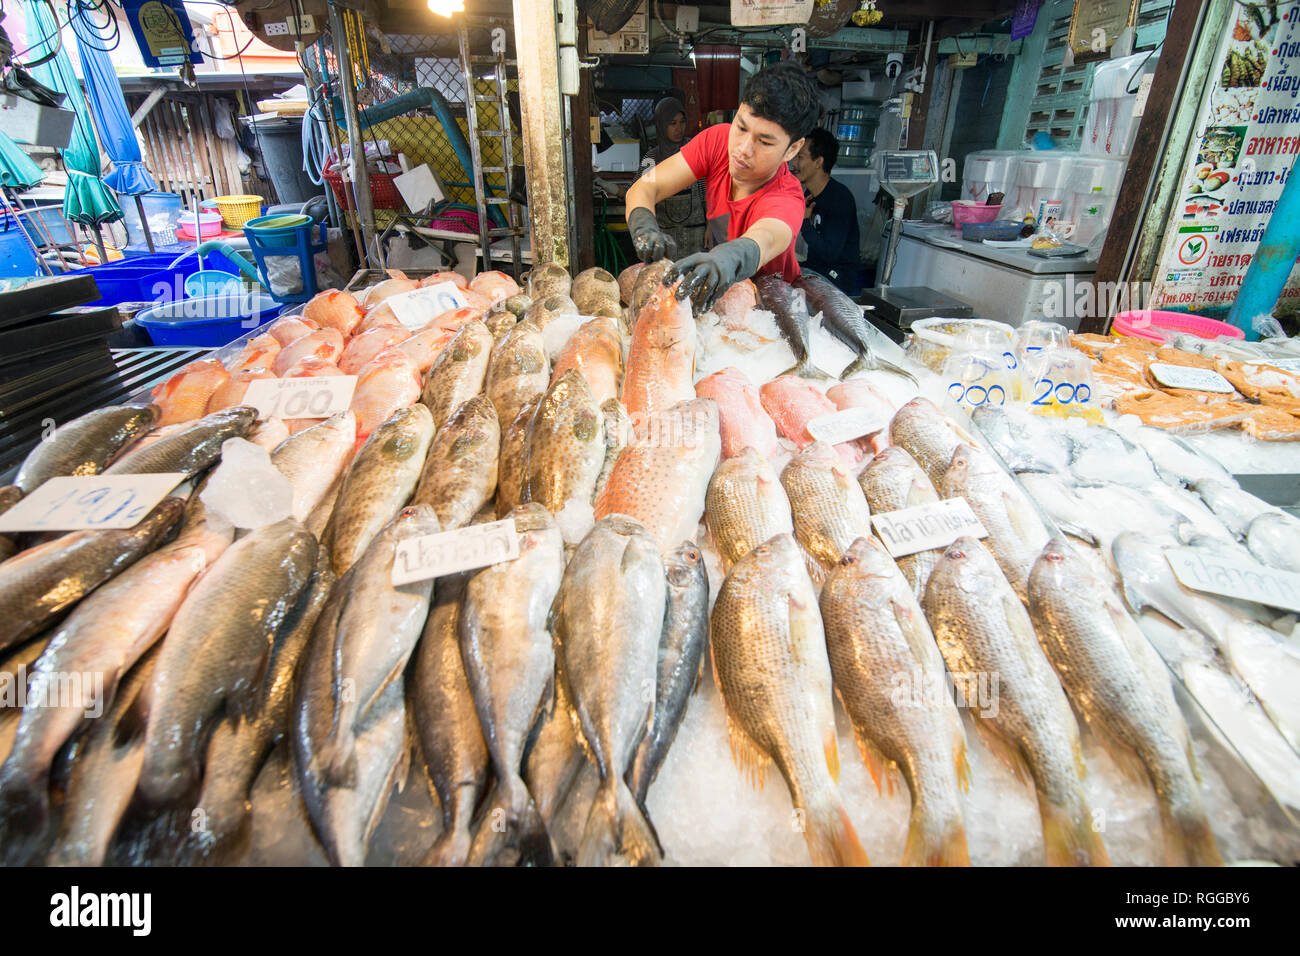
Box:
199;437;294;529
555;497;596;547
542;313;584;364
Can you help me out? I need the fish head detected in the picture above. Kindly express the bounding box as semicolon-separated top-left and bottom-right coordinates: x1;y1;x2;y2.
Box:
391;503;442;538
934;535;1003;593
665;541;706;589
837;535;896;581
222;405;261;430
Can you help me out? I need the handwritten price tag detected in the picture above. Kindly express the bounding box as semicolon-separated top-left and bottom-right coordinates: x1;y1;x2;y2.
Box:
392;518;521;585
870;497;988;558
1166;547;1300;614
806;407;886;446
384;282;470;330
1148;363;1235;393
0;474;186;532
242;376;357;421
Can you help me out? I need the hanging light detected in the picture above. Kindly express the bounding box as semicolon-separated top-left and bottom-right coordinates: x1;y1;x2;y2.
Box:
427;0;465;17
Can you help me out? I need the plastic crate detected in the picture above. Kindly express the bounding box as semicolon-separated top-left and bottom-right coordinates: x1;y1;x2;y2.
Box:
79;255;203;307
323;166;404;210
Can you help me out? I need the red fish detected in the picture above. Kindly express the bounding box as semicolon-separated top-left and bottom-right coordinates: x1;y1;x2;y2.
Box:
759;375;862;466
272;328;345;376
350;351;423;447
227;333;281;374
303;289;365;337
266;315;320;347
696;367;779;460
206;366;275;415
621;282;696;418
152;360;230;426
339;325;412;375
469;270;520;305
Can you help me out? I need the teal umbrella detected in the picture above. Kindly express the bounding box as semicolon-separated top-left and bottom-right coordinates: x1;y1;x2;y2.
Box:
22;0;122;225
0;132;44;189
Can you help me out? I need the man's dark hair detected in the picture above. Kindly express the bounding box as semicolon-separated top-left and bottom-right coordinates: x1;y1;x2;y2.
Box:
739;62;820;143
805;127;838;174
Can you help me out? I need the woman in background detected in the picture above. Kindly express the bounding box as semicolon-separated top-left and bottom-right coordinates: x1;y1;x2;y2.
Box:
639;96;707;258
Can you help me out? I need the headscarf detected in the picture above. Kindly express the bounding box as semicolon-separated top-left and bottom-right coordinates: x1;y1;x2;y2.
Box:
651;97;688;164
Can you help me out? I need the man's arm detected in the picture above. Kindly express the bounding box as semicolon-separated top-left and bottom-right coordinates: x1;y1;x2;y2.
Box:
624;153;698;217
742;217;795;272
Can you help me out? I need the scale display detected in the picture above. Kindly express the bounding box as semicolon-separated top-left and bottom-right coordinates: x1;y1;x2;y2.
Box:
877;150;939;198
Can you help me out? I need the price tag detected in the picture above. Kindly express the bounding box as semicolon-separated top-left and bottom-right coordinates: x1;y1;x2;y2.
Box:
1166;547;1300;614
870;498;988;558
242;376;357;421
1148;363;1235;393
392;518;520;585
0;474;187;532
383;283;470;330
806;407;886;445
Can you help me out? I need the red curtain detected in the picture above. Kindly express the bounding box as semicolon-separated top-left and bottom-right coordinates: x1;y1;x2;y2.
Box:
694;44;741;124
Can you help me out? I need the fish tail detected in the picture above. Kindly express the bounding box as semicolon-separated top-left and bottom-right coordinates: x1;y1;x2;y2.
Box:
315;731;359;789
842;355;873;379
467;774;554;867
174;799;253;866
1161;800;1223;866
878;357;918;383
1038;794;1110;867
902;800;970;867
779;360;833;381
801;794;870;867
577;776;661;867
0;775;50;865
627;737;655;810
422;824;474;867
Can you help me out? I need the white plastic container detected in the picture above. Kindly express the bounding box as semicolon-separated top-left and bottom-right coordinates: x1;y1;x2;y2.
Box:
1081;52;1157;158
1014;153;1076;226
1066;156;1126;245
961;150;1024;205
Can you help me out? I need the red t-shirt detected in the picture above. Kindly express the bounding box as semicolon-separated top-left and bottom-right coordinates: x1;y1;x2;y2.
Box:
679;122;804;283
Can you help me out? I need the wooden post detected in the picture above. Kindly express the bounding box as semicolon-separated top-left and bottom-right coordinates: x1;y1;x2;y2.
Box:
571;23;596;270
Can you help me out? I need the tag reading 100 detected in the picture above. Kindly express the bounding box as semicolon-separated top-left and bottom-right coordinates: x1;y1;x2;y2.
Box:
242;376;357;421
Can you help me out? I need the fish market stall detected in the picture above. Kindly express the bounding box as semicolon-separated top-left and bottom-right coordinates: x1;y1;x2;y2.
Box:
0;256;1297;868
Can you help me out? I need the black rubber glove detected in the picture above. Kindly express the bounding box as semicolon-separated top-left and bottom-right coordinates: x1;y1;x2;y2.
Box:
665;237;762;313
628;206;677;263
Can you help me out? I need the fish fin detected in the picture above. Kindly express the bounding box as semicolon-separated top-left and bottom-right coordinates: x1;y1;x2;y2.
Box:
577;777;662;867
847;717;895;798
878;358;917;384
1038;795;1110;867
954;733;973;793
1002;490;1040;551
723;709;770;791
318;736;359;789
1060;524;1098;547
902;804;970;867
798;544;826;588
779;360;834;381
842;355;872;379
802;796;870;867
466;774;554;867
969;713;1030;786
891;600;945;674
824;723;840;784
422;825;474;867
1160;801;1223;867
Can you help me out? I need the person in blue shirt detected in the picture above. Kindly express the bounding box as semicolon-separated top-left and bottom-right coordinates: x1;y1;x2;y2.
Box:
789;127;861;295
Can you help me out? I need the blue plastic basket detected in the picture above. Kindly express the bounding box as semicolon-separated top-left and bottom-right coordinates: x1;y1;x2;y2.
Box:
80;254;202;307
135;292;285;347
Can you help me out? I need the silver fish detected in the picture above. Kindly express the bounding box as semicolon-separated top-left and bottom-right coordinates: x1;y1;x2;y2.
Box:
103;406;256;477
15;404;159;493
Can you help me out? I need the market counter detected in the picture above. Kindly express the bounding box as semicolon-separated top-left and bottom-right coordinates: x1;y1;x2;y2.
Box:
890;222;1100;329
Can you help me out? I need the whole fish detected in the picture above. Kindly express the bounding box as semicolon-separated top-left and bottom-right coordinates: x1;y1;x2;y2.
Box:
922;537;1107;866
523;368;605;512
1130;425;1229;487
781;441;873;585
712;277;758;321
496;398;539;518
594;398;632;504
1028;538;1222;865
462;504;563;866
795;272;914;381
858;446;942;599
825;379;895;455
617;262;644;305
971;405;1074;476
759;375;862;466
413;395;500;530
528;262;572;300
820;537;970;866
485;319;550;428
629;258;673;322
1194;478;1281;538
571;266;621;315
139;517;317;805
551;316;623;406
595;398;721;555
178;559;334;864
889;397;975;490
622;281;697;418
412;573;489;866
695;367;779;460
14;404;159;493
1246;512;1300;571
941;443;1049;603
628;541;710;808
350;351;423;447
0;486;23;563
0;498;183;654
552;515;666;866
705;446;794;571
523;294;578;331
755;273;827;378
152;359;231;425
270;412;357;522
499;293;533;318
0;534;218;862
711;533;869;866
484;307;518;342
420;320;492;429
45;648;158;867
104;406;257;477
321;403;434;576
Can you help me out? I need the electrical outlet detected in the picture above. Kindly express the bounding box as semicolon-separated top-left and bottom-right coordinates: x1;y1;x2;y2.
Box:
264;21;290;36
286;14;315;33
675;6;699;32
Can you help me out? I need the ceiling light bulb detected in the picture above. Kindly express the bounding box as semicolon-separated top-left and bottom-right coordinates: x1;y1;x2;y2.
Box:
427;0;465;18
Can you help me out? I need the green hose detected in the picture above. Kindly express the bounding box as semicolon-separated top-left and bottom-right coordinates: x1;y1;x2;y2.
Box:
594;192;627;276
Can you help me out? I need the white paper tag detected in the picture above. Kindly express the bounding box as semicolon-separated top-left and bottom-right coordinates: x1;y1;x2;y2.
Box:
243;376;357;421
806;407;886;446
1148;362;1235;393
392;518;520;585
0;474;187;532
1166;547;1300;614
870;498;989;558
383;283;470;330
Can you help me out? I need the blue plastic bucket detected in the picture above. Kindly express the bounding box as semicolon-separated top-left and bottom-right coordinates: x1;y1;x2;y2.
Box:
135;292;285;347
184;270;242;297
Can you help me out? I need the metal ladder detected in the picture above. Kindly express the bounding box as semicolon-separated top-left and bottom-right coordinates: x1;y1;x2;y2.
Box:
458;23;525;274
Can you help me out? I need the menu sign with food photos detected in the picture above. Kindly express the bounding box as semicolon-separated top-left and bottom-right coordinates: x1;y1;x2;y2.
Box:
1150;1;1300;313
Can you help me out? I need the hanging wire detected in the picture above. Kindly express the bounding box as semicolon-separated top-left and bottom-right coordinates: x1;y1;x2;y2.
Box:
9;0;64;68
66;0;121;52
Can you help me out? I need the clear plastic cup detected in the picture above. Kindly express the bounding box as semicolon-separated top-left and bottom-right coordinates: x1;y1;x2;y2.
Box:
1014;320;1071;365
941;347;1015;411
1019;346;1094;412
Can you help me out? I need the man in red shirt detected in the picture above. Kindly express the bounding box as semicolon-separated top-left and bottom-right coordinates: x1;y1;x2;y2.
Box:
625;62;819;311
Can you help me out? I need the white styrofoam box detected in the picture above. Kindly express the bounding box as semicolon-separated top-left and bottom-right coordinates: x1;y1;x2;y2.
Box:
1016;154;1076;190
961;150;1025;203
1081;52;1157;158
1064;156;1126;245
593;141;640;172
1068;156;1126;193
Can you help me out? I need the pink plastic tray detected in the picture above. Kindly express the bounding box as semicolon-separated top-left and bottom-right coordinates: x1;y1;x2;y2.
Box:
1110;309;1245;342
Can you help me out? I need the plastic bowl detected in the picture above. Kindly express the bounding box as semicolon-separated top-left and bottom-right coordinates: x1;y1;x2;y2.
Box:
1110;309;1245;342
184;271;243;297
178;212;225;238
243;213;312;237
135;292;285;347
951;201;1003;234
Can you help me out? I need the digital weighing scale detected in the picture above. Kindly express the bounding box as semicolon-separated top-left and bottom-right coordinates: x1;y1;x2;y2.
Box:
858;149;974;340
